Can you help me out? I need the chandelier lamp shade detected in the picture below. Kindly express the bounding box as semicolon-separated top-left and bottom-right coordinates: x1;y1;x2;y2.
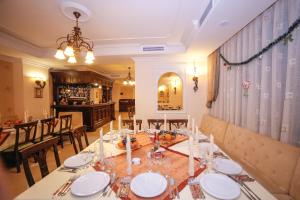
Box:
54;11;95;64
123;67;135;86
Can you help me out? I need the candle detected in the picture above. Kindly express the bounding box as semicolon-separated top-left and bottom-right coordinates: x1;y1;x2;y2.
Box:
110;121;113;144
99;128;104;162
192;118;195;137
126;134;132;175
118;115;121;132
195;125;199;142
24;110;28;123
209;134;214;157
164;113;167;131
188;135;195;176
133;115;136;134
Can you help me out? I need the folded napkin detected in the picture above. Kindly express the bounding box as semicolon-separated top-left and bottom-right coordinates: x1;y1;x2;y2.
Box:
99;128;104;162
126;134;132;175
233;174;255;182
188;136;195;176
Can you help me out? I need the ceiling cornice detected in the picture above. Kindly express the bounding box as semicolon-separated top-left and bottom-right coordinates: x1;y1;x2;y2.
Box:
22;57;52;69
0;28;52;58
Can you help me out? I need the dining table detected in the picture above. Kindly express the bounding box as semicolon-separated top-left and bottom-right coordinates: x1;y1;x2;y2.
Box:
15;131;277;200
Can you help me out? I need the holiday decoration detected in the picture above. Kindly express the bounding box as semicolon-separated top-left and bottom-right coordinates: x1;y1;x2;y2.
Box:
220;16;300;66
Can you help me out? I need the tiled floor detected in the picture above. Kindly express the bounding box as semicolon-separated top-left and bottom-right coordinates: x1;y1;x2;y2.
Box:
1;112;128;199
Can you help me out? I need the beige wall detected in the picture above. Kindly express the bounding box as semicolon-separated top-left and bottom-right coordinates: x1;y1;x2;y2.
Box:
134;57;208;128
112;81;135;111
0;60;14;120
0;54;51;121
22;63;50;119
0;55;24;120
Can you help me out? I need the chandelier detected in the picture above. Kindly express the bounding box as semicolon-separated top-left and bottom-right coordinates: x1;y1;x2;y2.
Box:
123;67;135;86
54;11;95;64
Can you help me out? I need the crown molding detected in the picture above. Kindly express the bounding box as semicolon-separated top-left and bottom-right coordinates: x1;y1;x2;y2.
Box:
0;28;51;58
22;58;51;69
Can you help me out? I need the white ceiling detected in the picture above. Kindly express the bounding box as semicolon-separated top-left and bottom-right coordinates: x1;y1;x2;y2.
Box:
0;0;277;75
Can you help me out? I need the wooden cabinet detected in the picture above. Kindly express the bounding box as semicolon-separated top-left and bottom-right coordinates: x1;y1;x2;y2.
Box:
54;103;115;131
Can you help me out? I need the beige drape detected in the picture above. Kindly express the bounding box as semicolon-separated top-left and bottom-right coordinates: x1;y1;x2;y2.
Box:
206;49;220;108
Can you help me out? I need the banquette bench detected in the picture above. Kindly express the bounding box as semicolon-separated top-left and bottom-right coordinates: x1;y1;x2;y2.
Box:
199;114;300;200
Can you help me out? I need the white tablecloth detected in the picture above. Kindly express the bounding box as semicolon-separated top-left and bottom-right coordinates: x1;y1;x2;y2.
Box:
15;134;276;200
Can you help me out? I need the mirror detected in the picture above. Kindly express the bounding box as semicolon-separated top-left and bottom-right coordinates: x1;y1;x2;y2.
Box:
157;72;183;111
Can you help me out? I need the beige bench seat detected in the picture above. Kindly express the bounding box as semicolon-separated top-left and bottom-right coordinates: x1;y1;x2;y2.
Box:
199;114;300;200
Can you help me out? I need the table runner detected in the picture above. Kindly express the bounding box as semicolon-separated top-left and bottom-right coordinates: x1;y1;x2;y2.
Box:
94;144;204;200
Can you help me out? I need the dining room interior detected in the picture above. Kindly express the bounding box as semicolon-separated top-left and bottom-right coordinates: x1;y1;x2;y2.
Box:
0;0;300;200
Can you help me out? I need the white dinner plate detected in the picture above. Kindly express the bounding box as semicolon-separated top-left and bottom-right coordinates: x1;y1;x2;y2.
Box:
121;129;134;134
200;173;240;200
103;132;118;141
213;158;243;175
64;153;93;168
146;129;157;134
130;172;168;198
71;171;110;197
199;142;219;153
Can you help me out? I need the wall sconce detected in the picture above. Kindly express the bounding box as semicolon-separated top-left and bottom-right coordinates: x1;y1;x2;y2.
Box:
192;61;199;92
34;78;46;98
35;79;46;89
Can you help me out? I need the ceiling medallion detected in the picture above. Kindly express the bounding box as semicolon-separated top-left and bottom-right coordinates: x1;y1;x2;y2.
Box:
123;67;135;86
54;11;95;64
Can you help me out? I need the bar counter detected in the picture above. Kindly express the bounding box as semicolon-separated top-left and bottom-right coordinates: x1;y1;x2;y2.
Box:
53;102;115;131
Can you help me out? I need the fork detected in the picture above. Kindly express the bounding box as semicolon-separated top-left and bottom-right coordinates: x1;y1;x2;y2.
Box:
101;173;116;197
54;175;79;197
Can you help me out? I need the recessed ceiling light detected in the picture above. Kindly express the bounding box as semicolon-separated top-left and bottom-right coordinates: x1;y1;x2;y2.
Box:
219;20;229;27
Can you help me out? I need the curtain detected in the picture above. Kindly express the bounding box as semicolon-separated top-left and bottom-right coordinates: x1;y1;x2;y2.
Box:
206;49;220;108
210;0;300;146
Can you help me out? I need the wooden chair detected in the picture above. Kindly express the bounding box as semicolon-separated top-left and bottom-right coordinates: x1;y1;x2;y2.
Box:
122;119;142;130
147;119;164;130
20;137;61;187
39;117;56;142
53;114;72;148
70;126;89;154
168;119;188;130
128;106;135;119
1;121;38;173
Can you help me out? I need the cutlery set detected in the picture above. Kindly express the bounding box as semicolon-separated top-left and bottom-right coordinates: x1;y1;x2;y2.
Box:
100;173;117;197
58;166;78;173
188;177;205;200
228;175;261;200
168;176;180;199
52;175;79;197
116;176;131;198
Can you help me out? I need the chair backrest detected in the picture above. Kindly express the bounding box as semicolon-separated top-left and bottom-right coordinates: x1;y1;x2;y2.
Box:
71;126;89;154
168;119;188;130
122;119;142;130
59;112;83;129
20;137;61;187
147;119;164;130
128;106;135;119
59;114;72;133
14;121;38;151
40;117;56;141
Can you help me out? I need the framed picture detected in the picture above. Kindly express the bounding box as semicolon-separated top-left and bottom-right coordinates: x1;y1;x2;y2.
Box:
34;87;43;98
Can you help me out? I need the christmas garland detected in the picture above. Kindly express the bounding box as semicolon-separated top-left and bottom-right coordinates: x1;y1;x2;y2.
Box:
220;15;300;67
